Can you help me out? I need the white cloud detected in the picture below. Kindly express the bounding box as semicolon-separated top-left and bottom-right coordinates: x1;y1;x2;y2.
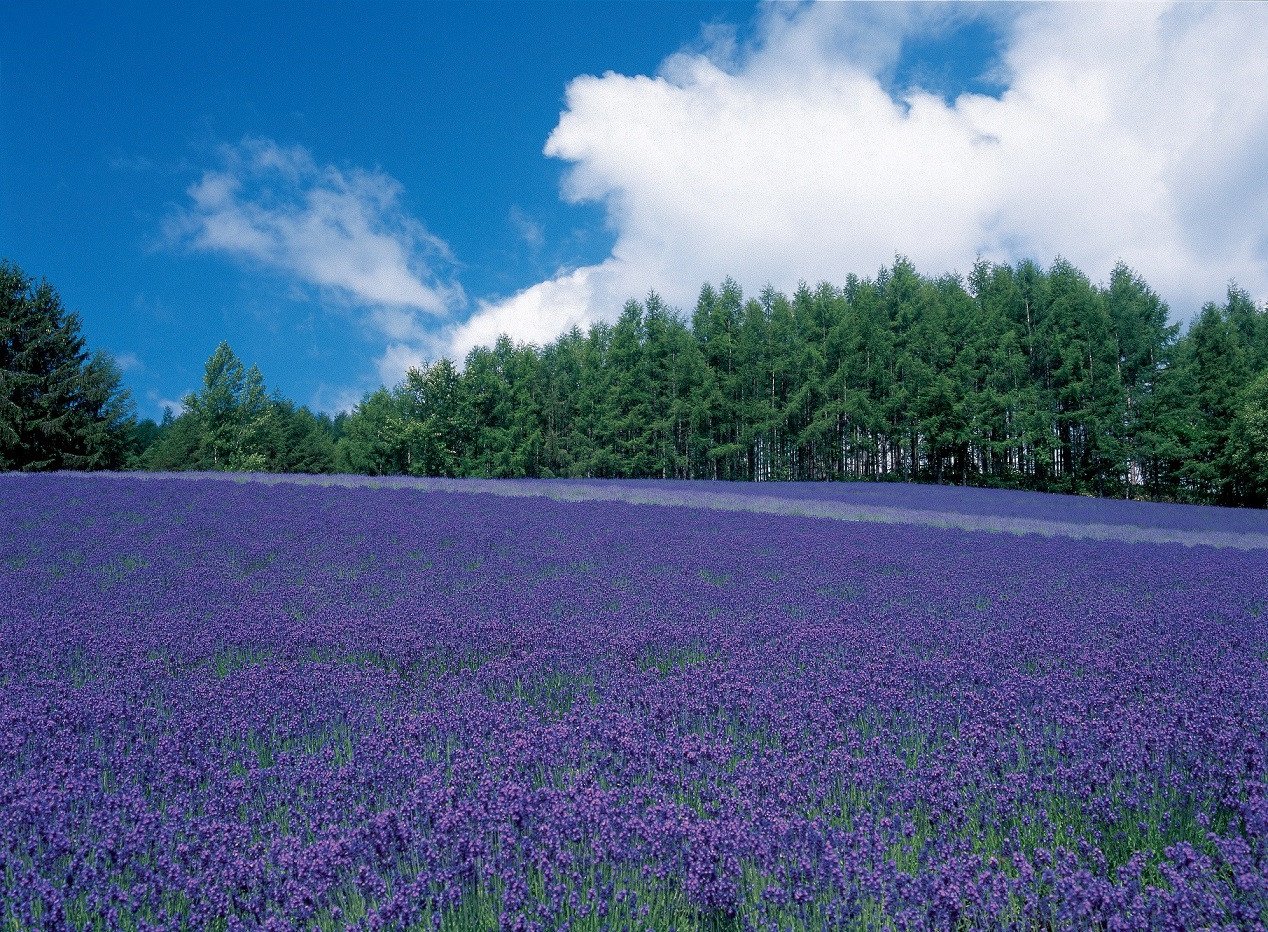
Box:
310;384;364;416
169;139;464;384
114;352;143;372
445;1;1268;358
509;206;545;249
446;261;648;363
147;389;187;419
375;343;429;389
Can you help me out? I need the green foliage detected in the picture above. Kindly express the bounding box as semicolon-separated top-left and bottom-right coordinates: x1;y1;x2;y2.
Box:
328;258;1266;507
11;256;1267;505
1172;300;1250;503
0;260;136;470
1230;369;1268;507
141;342;338;474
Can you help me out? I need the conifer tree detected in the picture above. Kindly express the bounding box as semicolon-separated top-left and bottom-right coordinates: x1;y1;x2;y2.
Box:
1179;303;1248;502
0;260;136;470
121;255;1264;508
1230;370;1268;507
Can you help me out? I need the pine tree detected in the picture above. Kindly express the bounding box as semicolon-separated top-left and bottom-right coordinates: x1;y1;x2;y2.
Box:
77;351;139;469
693;279;745;479
70;253;1260;508
1178;303;1248;502
736;293;770;480
0;260;136;470
607;299;654;476
789;282;840;481
1229;370;1268;507
1106;264;1176;496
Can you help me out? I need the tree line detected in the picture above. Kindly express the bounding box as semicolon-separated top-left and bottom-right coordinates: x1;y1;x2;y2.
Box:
1;260;340;474
139;342;339;474
4;257;1267;506
331;258;1268;506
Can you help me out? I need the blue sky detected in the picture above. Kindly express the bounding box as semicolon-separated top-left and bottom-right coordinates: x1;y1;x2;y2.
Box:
4;2;1266;418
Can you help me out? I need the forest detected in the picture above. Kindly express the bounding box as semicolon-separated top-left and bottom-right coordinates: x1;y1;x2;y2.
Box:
4;256;1268;506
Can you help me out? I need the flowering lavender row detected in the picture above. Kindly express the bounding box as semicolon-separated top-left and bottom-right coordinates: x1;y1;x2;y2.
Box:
45;472;1268;550
1;474;1266;931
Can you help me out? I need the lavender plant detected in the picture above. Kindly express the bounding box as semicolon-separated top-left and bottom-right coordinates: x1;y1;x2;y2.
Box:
1;474;1265;930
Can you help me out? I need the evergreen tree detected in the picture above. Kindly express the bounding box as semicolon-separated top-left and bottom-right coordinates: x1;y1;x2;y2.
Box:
333;388;408;476
273;405;337;474
607;299;655;476
1224;285;1267;371
141;407;202;471
1178;303;1248;503
0;260;136;470
1105;264;1176;496
1229;370;1268;507
78;351;139;469
789;282;840;481
128;417;163;467
324;261;1265;505
575;323;617;477
693;279;745;479
642;295;681;478
536;328;585;477
31;252;1250;508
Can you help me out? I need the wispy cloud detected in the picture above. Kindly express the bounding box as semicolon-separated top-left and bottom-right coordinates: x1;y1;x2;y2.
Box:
446;2;1268;359
374;343;429;388
114;351;143;372
310;384;365;416
147;389;187;419
168;139;464;384
509;205;545;249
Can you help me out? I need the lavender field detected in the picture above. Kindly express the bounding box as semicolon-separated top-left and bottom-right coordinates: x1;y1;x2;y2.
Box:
2;475;1267;931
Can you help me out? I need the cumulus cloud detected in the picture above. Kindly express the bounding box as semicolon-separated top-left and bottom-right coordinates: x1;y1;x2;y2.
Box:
446;1;1268;358
169;139;463;379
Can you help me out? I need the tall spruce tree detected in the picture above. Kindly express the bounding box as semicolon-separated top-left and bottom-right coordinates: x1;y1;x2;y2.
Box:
0;261;136;470
1106;264;1176;496
1179;303;1247;503
78;351;139;469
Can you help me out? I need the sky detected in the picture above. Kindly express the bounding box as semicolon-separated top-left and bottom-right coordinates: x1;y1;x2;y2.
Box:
4;1;1267;419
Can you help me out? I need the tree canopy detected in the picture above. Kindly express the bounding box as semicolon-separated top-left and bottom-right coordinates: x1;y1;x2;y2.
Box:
9;255;1268;507
328;258;1268;506
140;342;339;474
0;261;136;470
